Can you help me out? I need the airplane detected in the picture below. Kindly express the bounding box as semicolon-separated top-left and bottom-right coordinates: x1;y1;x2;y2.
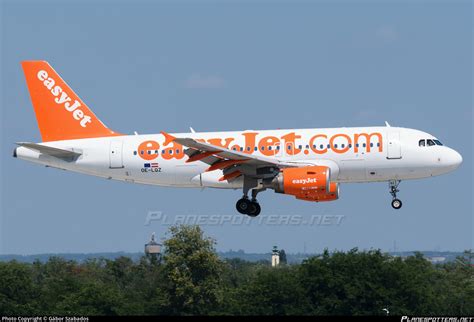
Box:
14;61;463;217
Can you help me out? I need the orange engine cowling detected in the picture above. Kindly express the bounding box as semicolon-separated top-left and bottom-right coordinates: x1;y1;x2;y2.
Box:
269;166;339;202
294;182;339;202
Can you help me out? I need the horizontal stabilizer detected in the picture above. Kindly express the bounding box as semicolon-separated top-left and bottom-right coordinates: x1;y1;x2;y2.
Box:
16;142;82;160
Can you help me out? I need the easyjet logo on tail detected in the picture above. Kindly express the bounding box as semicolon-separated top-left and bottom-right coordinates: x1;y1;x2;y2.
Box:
37;70;92;128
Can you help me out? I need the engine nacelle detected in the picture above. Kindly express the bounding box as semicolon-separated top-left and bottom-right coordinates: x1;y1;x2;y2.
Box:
294;182;339;202
267;166;339;202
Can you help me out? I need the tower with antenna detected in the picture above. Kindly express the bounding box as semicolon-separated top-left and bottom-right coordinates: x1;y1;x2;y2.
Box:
271;246;280;267
145;232;162;263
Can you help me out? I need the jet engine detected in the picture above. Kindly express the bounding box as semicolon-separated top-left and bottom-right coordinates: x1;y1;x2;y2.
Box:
267;166;339;202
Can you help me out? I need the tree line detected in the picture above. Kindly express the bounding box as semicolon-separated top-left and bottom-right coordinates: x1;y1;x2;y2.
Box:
0;225;472;316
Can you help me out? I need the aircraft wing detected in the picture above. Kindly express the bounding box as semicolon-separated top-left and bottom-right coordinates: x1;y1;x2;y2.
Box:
165;132;304;182
16;142;82;160
174;137;291;167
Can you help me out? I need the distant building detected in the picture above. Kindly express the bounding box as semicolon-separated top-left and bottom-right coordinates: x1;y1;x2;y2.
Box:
427;256;446;264
272;246;280;267
145;232;162;261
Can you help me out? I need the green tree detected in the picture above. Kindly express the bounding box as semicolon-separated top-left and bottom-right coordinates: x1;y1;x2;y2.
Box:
54;281;124;315
31;257;84;314
433;251;474;315
229;266;310;315
297;249;457;316
1;234;472;316
279;249;287;265
0;261;38;314
162;225;224;315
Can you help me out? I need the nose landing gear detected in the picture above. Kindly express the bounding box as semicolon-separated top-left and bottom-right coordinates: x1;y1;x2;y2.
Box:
389;180;402;209
391;198;402;209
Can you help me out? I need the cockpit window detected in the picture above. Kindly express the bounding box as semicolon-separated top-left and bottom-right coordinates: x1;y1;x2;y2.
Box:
420;138;443;147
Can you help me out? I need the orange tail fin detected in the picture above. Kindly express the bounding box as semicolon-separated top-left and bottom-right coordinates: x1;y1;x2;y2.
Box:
21;61;122;142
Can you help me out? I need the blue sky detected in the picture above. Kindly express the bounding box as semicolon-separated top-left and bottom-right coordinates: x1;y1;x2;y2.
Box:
1;0;472;255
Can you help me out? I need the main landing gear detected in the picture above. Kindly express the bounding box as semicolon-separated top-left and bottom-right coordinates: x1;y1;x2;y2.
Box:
389;180;402;210
236;197;261;217
236;188;263;217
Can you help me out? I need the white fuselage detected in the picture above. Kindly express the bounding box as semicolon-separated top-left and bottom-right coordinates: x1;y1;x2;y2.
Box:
15;126;462;189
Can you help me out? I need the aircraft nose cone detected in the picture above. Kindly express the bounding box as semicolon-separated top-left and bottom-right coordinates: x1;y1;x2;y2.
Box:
446;148;463;170
453;150;463;167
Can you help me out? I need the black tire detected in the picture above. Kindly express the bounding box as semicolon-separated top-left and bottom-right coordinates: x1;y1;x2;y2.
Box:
391;199;402;210
247;202;261;217
236;198;251;214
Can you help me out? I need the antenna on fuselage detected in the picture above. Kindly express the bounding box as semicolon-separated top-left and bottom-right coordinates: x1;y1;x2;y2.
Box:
189;127;196;133
384;121;391;127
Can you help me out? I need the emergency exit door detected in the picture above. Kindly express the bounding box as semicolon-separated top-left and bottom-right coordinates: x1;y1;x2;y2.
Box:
387;132;402;159
110;141;124;168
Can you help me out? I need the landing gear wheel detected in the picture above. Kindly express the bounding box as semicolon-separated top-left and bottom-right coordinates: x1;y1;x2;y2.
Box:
236;198;251;214
391;199;402;210
388;180;402;210
247;201;261;217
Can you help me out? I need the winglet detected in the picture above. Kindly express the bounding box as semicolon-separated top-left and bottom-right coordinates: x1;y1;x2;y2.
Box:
160;131;176;145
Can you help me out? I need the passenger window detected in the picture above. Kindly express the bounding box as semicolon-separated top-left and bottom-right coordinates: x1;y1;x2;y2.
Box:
427;139;435;146
419;140;425;147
